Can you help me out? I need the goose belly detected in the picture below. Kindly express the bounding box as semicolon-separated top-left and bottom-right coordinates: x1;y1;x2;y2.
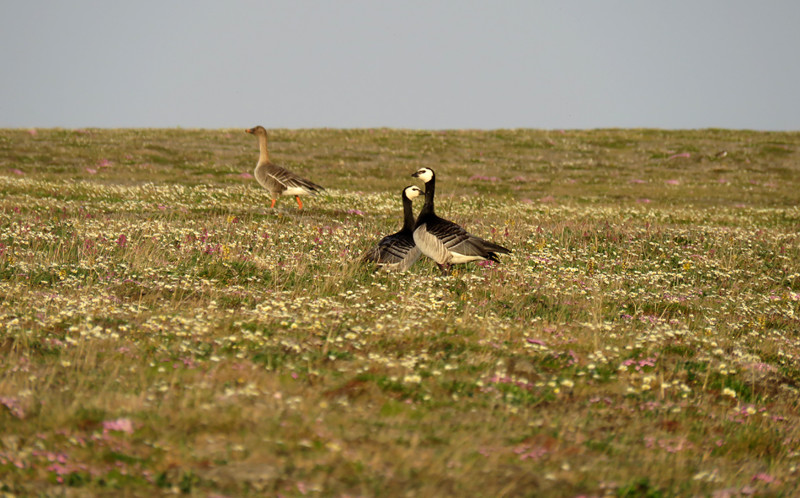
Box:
413;225;451;264
448;252;486;264
282;187;310;196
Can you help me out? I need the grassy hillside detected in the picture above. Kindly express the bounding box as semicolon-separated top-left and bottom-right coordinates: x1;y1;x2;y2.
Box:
1;127;799;496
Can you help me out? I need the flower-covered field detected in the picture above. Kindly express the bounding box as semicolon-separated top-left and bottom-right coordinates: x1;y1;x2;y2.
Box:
1;128;799;496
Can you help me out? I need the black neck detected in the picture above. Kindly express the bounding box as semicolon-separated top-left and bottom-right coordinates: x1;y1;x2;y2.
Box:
402;193;415;231
419;176;435;217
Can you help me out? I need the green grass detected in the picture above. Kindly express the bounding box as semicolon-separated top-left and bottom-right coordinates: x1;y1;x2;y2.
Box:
1;127;799;496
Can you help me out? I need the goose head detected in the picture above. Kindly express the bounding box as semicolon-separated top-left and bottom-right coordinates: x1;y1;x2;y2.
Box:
403;185;424;201
245;125;268;136
411;167;435;183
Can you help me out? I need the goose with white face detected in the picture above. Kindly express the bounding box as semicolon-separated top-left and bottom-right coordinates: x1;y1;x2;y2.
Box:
411;167;511;275
411;167;434;183
403;185;423;200
361;185;424;271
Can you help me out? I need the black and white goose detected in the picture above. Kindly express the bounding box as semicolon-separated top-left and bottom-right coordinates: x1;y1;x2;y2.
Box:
246;125;325;210
362;185;423;271
411;167;511;275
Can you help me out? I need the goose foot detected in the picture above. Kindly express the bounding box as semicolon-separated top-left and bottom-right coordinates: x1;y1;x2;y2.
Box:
295;196;304;210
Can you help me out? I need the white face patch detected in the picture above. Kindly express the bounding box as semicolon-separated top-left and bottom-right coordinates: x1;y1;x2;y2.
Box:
415;168;434;183
404;186;422;199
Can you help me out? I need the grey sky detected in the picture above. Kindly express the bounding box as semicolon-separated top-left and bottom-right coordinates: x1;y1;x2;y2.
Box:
2;1;799;130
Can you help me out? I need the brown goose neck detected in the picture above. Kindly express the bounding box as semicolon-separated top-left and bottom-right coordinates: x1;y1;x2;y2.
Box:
257;133;269;164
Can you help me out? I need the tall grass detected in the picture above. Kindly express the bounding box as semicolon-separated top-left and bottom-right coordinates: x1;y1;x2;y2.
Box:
1;128;799;496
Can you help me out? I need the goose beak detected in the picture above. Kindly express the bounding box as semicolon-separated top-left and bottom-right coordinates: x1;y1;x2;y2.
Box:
411;171;420;178
245;128;254;134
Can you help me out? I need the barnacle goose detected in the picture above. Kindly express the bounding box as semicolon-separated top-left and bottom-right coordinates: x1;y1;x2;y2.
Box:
411;167;511;275
362;186;423;271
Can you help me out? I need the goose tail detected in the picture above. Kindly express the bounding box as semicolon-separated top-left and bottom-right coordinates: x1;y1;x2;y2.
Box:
298;178;325;195
482;240;512;255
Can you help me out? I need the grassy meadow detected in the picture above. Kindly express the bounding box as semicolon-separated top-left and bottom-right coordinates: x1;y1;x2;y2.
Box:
1;127;799;496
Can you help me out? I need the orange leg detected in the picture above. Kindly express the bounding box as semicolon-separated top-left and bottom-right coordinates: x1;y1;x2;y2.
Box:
295;196;303;210
270;198;276;208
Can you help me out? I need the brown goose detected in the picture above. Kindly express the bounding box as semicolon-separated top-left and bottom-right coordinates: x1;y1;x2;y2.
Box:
362;185;423;271
245;126;324;210
411;167;511;275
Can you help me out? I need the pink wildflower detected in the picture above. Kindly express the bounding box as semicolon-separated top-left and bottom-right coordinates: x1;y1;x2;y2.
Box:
0;396;25;419
48;463;71;475
519;447;548;460
752;472;778;484
469;174;499;182
513;444;548;461
102;418;134;434
745;362;777;373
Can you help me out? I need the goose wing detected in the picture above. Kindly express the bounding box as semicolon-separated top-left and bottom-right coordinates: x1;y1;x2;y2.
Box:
263;162;325;194
425;217;511;259
424;218;487;256
364;232;419;265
